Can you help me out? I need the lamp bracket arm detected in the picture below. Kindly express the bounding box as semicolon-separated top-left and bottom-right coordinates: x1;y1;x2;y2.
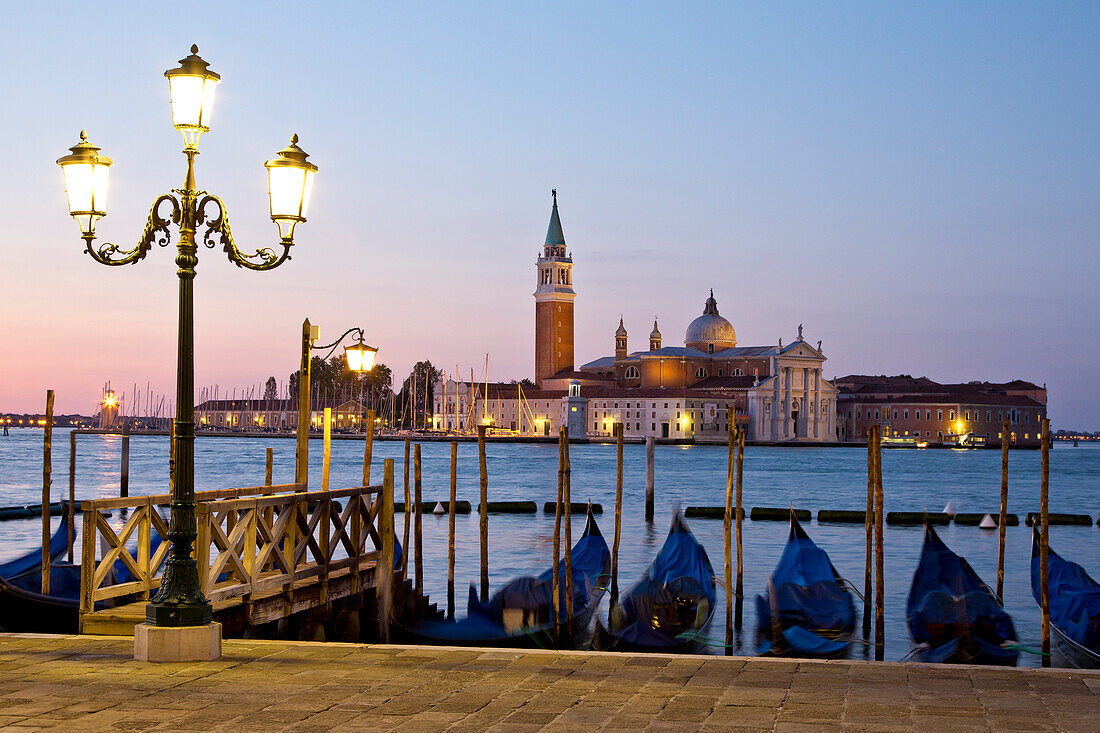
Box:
197;194;292;271
313;328;366;359
85;193;180;266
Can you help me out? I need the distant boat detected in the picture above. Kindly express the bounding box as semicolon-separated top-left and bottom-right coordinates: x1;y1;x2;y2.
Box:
907;523;1018;665
595;512;715;652
1031;528;1100;668
881;436;918;449
399;508;609;648
755;509;856;658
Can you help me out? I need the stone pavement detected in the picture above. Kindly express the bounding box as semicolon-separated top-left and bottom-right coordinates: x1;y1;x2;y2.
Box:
0;634;1097;732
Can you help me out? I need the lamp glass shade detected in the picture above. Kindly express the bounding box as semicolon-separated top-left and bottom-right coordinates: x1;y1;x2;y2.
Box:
344;342;377;373
57;132;112;236
265;134;318;240
168;73;218;132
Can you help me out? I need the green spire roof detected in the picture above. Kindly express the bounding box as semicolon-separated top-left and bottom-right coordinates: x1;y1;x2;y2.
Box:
545;189;566;246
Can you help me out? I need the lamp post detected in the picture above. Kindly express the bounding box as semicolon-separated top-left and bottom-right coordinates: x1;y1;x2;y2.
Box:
295;322;377;488
58;46;318;635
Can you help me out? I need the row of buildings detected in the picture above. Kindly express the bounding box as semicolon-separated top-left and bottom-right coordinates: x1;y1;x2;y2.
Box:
430;192;1047;446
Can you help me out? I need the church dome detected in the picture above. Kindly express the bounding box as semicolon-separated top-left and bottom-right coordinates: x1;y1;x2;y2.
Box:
685;290;736;351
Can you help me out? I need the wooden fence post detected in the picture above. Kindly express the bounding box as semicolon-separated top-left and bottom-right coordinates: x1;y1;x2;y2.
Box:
1040;418;1051;667
997;416;1010;603
448;441;457;620
378;459;395;643
362;409;375;486
478;425;489;604
402;438;411;574
611;423;624;604
42;390;54;595
414;443;423;597
322;407;332;491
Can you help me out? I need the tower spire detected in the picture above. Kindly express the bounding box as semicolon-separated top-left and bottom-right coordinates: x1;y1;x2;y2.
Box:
545;189;566;248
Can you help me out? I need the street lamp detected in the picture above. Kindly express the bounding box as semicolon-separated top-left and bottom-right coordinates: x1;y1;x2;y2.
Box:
295;320;376;488
58;46;318;639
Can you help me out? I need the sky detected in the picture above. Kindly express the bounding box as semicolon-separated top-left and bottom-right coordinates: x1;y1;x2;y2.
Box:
1;2;1098;427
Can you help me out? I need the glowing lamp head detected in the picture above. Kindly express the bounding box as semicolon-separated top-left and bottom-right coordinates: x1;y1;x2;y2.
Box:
344;336;377;373
164;45;220;148
57;131;112;238
265;134;318;242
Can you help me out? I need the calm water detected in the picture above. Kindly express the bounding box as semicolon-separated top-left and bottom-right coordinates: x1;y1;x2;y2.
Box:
2;428;1098;666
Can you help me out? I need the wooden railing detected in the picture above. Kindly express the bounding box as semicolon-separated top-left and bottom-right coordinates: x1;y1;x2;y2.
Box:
78;483;305;620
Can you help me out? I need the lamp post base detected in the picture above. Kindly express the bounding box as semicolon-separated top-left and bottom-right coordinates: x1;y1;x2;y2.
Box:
134;621;221;662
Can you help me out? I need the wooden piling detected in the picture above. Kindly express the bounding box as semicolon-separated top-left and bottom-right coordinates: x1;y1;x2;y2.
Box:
448;441;457;620
362;409;375;486
41;390;54;596
552;428;564;627
1040;417;1050;667
645;436;655;522
402;438;411;574
478;425;489;604
120;422;130;498
378;458;395;643
68;430;75;563
997;416;1009;603
563;427;574;641
735;425;745;632
265;448;273;487
322;407;332;491
862;425;873;638
724;421;734;653
611;423;624;604
873;425;885;661
414;443;423;597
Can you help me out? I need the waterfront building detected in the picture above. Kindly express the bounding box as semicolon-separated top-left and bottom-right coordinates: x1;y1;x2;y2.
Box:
834;375;1047;446
433;193;838;442
195;398;369;432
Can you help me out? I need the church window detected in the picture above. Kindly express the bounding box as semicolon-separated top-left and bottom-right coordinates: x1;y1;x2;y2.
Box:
938;410;943;421
708;344;714;354
718;369;723;376
695;367;707;379
636;423;640;430
893;410;898;420
1025;413;1030;422
652;423;655;431
949;410;955;420
732;368;744;376
875;410;880;420
624;366;640;379
904;409;909;420
986;411;991;422
926;410;931;420
664;403;668;408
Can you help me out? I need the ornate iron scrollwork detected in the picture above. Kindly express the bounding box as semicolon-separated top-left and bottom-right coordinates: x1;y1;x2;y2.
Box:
85;194;180;266
197;194;292;271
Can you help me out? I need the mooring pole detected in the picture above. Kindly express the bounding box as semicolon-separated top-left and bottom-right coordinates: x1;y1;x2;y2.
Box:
997;416;1010;603
68;429;76;563
1040;417;1051;667
478;425;489;604
735;425;745;632
611;423;624;604
563;427;574;642
552;427;564;628
863;425;873;638
873;425;885;661
265;447;273;487
413;443;423;597
41;389;54;596
447;441;457;620
378;458;395;643
402;438;411;574
120;421;130;498
322;407;332;490
724;421;734;653
644;435;655;522
362;409;375;486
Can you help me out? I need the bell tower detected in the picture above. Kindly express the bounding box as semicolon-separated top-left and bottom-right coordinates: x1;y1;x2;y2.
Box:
534;190;575;388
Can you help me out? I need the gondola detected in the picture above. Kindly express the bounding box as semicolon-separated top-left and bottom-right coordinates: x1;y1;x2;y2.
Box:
907;523;1018;665
0;508;163;634
1031;528;1100;668
0;506;79;633
755;510;856;657
398;507;610;648
594;511;715;652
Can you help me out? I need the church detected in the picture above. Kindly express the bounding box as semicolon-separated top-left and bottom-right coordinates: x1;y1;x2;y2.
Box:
435;192;840;442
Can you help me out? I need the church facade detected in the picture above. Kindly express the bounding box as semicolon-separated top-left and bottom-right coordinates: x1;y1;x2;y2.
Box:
434;192;840;442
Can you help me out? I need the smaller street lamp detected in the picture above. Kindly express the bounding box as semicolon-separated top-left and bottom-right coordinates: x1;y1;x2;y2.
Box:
295;320;377;488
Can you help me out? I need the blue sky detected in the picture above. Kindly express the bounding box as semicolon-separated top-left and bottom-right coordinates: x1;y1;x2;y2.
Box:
1;2;1098;427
